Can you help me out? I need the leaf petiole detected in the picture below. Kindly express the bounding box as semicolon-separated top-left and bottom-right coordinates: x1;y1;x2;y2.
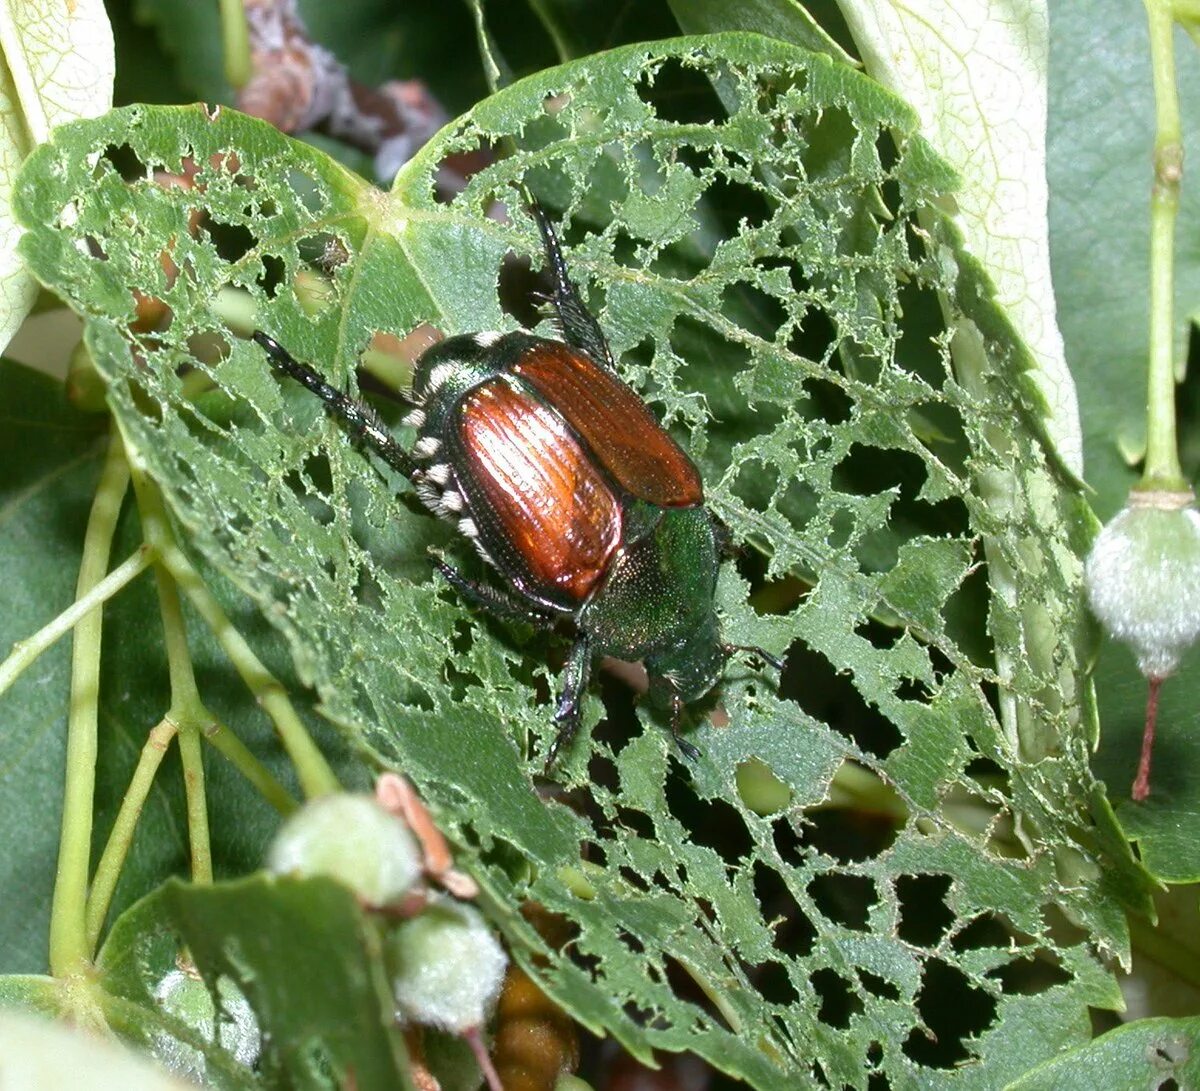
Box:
0;544;153;703
48;427;130;977
128;455;340;800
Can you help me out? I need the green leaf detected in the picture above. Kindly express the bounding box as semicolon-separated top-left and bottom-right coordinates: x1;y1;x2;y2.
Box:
1047;0;1200;884
834;0;1082;475
99;876;413;1090
14;34;1144;1086
0;0;114;354
1007;1015;1200;1090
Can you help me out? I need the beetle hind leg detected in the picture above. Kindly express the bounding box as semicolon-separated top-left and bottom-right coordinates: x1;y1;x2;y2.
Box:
529;203;616;371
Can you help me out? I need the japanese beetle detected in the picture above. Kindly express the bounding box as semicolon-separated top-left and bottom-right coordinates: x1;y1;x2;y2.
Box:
253;206;782;766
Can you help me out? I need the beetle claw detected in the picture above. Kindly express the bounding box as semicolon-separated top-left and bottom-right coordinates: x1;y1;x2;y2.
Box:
543;719;577;772
723;643;786;673
674;735;701;762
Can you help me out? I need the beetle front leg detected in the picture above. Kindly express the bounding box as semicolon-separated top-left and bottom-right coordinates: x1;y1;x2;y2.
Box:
545;635;592;769
253;331;417;480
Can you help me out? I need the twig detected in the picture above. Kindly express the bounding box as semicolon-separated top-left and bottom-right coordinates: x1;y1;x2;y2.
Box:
236;0;459;184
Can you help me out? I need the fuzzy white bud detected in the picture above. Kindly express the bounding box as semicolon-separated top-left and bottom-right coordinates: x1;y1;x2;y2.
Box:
389;900;508;1032
1085;496;1200;677
267;793;422;906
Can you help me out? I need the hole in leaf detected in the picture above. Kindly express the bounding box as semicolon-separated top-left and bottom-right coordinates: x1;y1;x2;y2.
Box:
636;56;728;127
807;873;876;931
616;929;645;956
811;967;862;1029
615;807;654;841
753;861;815;958
498;250;540;329
720;279;788;343
859;970;900;1001
746;959;799;1006
942;559;993;668
662;954;735;1034
986;949;1072;996
902;958;996;1069
800;804;899;864
780;643;902;759
257;253;286;300
895;675;934;704
702;172;774;236
895;873;955;947
201;215;257;264
102;141;148;180
663;777;753;868
951;912;1017;953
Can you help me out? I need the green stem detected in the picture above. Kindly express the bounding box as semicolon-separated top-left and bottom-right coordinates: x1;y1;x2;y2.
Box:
203;718;298;815
1142;0;1187;489
85;719;177;952
49;430;130;977
0;546;153;702
177;720;213;884
219;0;252;88
128;459;339;799
145;541;214;887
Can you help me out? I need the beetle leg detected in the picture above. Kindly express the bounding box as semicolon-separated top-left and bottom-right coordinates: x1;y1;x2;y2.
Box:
545;636;592;769
667;688;701;762
723;643;787;673
529;203;616;371
253;331;417;479
431;556;556;627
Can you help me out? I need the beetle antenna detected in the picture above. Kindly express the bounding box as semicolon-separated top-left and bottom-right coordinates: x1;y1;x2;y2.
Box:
528;202;616;370
252;331;416;480
723;644;786;673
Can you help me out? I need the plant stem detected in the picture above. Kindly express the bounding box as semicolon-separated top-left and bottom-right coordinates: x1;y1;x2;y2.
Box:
0;546;153;702
1142;0;1187;489
127;458;339;799
1133;674;1163;801
85;718;177;951
177;719;213;884
49;430;130;977
146;543;214;887
219;0;252;88
203;717;298;814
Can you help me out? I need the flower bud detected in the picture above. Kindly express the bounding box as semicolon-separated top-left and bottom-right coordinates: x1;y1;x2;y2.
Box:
389;899;508;1033
1085;494;1200;678
267;793;422;906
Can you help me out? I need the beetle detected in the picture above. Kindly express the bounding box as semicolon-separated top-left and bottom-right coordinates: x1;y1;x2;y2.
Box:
253;205;782;767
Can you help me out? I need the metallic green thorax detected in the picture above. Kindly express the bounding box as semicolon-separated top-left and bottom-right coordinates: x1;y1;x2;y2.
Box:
582;505;725;703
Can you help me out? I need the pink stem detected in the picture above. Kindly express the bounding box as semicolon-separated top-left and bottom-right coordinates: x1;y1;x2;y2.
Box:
463;1026;503;1091
1132;675;1163;802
